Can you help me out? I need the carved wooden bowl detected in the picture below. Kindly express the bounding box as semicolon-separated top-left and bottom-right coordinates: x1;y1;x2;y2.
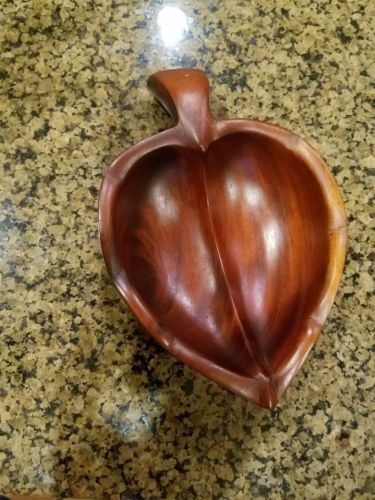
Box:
99;69;347;408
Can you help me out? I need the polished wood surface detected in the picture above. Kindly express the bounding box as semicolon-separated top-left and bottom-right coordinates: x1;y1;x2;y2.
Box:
99;69;347;408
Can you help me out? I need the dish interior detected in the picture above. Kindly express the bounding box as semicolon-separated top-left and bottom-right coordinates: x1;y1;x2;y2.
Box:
112;132;329;377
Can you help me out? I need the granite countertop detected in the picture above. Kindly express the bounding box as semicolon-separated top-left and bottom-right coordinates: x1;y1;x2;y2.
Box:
0;0;374;498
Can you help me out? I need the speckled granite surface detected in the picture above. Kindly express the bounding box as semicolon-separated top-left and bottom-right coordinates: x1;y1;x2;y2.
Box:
0;0;374;498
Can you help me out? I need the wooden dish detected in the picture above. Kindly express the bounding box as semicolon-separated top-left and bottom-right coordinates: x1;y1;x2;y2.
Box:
99;68;347;408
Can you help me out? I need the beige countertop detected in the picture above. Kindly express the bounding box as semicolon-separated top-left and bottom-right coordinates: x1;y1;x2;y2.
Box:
0;0;374;498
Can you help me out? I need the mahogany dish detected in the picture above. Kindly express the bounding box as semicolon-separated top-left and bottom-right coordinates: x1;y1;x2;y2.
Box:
99;69;347;408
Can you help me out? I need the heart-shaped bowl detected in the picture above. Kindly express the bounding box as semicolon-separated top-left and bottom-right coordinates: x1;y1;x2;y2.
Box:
99;68;347;408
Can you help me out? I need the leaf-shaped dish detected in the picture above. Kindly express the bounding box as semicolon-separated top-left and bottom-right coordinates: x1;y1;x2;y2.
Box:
99;69;347;408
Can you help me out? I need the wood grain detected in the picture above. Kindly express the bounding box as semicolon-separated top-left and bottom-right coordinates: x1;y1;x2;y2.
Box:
99;69;347;408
